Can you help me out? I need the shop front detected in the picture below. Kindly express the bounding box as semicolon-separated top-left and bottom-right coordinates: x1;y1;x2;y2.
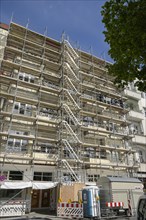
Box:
31;187;57;211
0;181;58;217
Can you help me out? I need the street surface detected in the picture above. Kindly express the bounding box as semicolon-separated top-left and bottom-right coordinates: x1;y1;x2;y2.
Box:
0;211;137;220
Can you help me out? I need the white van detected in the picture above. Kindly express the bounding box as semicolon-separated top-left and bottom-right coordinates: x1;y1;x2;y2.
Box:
137;194;146;220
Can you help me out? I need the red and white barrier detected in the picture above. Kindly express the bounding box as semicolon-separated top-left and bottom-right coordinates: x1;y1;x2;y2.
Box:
106;202;124;208
57;202;83;219
58;203;83;208
0;201;26;217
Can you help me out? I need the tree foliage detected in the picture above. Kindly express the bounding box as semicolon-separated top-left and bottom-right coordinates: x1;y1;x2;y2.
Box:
101;0;146;92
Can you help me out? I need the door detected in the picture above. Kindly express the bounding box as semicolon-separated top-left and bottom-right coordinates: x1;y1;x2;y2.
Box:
41;189;50;207
31;190;40;208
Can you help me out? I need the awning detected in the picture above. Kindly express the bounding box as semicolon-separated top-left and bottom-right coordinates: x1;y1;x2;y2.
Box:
0;181;58;189
32;182;58;189
0;181;32;189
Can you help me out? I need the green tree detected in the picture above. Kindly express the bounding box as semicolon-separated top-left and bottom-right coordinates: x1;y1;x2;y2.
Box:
101;0;146;92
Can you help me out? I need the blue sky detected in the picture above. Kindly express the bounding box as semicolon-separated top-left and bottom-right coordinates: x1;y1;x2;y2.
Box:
1;0;112;62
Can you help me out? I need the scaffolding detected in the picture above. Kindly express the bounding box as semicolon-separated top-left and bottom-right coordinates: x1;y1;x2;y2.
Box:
0;22;139;189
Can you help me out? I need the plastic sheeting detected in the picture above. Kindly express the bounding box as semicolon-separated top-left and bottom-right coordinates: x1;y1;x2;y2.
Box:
32;181;58;189
0;181;58;189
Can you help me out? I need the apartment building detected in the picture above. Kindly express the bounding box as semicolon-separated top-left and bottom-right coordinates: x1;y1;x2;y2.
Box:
123;85;146;185
0;22;146;210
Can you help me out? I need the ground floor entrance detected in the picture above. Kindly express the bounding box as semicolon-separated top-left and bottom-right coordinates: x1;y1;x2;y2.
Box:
31;187;57;211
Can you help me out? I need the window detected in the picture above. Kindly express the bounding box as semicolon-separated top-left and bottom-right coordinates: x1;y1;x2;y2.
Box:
0;189;22;199
18;73;35;83
14;103;19;110
87;174;100;182
19;74;23;80
24;76;29;82
34;143;54;154
30;77;34;83
14;102;32;116
9;171;23;180
100;150;106;159
21;140;27;151
19;103;25;114
7;133;28;153
111;151;118;162
8;138;13;147
33;172;52;181
15;140;21;148
33;172;41;181
63;173;76;182
99;139;104;145
128;103;134;110
138;151;144;163
129;123;141;135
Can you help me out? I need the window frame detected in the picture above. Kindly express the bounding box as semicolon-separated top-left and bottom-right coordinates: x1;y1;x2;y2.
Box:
9;171;23;180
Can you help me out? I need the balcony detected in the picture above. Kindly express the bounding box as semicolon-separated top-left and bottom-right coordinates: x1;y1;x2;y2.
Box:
138;163;146;173
132;135;146;145
128;110;144;121
123;89;141;100
141;98;146;108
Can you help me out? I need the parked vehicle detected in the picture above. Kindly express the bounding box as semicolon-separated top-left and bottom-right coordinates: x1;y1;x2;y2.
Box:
97;177;144;217
137;193;146;220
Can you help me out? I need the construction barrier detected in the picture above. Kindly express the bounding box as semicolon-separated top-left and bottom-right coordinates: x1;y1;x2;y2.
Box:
57;202;83;219
106;202;124;208
0;200;26;217
128;199;132;216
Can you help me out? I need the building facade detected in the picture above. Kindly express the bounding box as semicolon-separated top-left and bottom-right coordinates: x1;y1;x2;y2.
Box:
123;84;146;186
0;22;146;209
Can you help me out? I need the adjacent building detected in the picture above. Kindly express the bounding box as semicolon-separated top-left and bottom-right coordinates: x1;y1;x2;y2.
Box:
0;22;146;210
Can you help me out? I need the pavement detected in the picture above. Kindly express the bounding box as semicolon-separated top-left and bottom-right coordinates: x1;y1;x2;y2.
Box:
0;213;137;220
0;210;137;220
0;211;62;220
0;209;64;220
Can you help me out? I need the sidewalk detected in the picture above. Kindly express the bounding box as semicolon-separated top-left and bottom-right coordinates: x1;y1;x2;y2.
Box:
0;211;64;220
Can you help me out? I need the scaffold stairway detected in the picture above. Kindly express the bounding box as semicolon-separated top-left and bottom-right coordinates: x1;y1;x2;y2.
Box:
64;40;79;60
62;159;80;182
65;51;79;71
62;139;81;163
64;62;79;82
64;89;80;110
63;103;81;126
62;120;81;143
64;75;80;95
